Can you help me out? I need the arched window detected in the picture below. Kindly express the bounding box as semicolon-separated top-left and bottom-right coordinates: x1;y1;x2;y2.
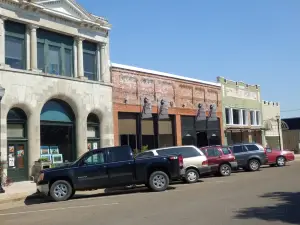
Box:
87;113;100;150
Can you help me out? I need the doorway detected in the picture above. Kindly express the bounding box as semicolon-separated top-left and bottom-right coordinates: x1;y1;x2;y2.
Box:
197;132;208;147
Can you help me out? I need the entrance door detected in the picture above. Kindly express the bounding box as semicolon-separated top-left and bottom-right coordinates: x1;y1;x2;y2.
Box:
197;132;208;147
7;142;28;182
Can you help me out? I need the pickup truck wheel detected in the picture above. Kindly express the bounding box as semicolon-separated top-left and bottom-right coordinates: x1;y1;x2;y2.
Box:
185;169;199;183
50;180;73;202
149;171;169;192
219;164;231;176
248;159;260;171
276;156;286;167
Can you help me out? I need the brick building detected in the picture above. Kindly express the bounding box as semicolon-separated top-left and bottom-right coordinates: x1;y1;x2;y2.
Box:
112;63;223;151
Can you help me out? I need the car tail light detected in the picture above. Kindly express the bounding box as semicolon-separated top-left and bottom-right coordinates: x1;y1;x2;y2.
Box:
202;160;208;166
178;155;184;168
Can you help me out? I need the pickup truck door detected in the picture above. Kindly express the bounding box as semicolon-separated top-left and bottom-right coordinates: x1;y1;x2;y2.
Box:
106;146;135;186
73;149;109;190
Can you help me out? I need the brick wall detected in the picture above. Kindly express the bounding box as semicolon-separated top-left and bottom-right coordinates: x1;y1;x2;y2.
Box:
112;66;224;146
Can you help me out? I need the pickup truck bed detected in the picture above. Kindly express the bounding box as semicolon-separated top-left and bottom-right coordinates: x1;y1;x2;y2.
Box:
37;146;182;201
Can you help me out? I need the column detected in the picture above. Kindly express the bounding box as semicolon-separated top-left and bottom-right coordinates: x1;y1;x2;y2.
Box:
96;43;101;81
76;37;84;78
175;114;182;145
73;40;78;78
29;24;39;71
27;111;41;178
0;17;6;67
100;43;109;83
76;110;87;157
26;26;31;70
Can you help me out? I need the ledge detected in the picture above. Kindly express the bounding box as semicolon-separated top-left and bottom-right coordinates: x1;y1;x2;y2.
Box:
0;67;113;87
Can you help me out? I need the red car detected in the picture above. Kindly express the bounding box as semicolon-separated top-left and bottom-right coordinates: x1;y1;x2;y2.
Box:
200;146;238;176
265;148;295;167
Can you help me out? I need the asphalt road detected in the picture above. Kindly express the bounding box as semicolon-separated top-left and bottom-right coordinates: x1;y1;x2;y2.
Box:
1;162;300;225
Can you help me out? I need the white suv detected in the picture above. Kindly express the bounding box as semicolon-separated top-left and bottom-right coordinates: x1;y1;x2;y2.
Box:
136;146;210;183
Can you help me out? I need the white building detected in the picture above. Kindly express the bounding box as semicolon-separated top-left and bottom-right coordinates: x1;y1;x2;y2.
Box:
0;0;113;182
262;100;283;149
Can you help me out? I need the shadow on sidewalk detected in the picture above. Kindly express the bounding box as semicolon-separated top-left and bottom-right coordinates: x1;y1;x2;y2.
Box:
24;185;176;206
234;191;300;224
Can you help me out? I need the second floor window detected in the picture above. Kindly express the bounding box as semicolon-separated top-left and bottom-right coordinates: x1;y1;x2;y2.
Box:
5;21;26;70
37;29;73;77
83;41;97;81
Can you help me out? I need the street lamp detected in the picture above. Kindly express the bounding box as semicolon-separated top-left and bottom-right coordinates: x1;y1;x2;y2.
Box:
276;115;282;150
0;85;5;193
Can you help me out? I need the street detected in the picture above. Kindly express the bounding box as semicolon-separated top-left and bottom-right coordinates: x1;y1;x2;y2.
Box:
1;162;300;225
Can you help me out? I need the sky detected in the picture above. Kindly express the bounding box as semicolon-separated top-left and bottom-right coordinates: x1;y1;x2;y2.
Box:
77;0;300;118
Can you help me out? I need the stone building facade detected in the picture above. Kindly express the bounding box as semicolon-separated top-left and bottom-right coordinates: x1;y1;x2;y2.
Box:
112;63;223;151
218;77;264;145
0;0;113;181
262;101;283;149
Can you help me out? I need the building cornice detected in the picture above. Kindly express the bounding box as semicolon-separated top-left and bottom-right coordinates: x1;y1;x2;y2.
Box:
4;0;111;31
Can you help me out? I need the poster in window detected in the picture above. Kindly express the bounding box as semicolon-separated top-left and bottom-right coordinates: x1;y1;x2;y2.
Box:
87;143;91;151
8;154;15;167
92;142;98;150
40;146;49;155
9;145;15;153
17;145;25;168
50;146;59;154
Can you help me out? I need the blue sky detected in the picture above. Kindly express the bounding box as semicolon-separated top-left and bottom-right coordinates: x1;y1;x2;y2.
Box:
78;0;300;118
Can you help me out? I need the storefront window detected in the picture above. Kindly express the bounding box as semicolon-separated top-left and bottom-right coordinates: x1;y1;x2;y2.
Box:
87;113;100;151
118;113;137;151
158;118;174;147
142;119;155;150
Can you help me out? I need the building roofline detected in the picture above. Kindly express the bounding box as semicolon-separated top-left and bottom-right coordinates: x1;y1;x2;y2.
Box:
111;63;221;87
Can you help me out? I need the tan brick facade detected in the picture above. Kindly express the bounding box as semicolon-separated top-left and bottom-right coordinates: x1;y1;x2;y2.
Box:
112;65;224;147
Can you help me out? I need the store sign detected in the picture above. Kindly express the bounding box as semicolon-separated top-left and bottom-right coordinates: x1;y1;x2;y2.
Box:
225;87;258;100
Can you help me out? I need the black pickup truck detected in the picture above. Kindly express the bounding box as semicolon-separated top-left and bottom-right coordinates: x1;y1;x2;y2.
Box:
37;145;183;201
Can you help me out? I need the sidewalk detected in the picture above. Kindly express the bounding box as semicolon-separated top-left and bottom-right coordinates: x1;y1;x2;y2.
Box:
0;181;37;204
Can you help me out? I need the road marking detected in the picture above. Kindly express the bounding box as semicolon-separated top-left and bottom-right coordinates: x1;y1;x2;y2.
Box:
0;202;119;216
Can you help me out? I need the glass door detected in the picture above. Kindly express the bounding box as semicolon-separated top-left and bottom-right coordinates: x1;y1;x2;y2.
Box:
7;142;28;182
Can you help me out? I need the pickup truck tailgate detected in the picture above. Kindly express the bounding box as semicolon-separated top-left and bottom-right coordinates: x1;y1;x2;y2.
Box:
167;155;183;180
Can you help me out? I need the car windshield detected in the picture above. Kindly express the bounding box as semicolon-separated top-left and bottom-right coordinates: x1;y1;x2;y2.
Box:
70;152;87;166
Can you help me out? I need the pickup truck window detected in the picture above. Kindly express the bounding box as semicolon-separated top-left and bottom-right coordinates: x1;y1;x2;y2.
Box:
84;151;106;165
108;146;132;162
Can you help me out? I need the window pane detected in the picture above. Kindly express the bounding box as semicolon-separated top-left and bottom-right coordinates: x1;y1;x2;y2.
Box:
5;36;24;69
157;148;179;156
250;111;255;125
37;42;45;72
245;144;259;151
256;111;260;125
225;108;230;124
7;124;24;138
85;151;105;165
207;149;216;157
178;147;201;158
232;146;244;153
48;45;61;75
87;126;96;138
65;49;72;77
109;146;132;162
83;52;96;80
232;109;240;124
222;147;231;155
242;110;247;125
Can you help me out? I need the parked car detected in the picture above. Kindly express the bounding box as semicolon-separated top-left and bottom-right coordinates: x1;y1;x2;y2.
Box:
265;148;295;167
136;145;210;184
200;145;238;176
36;145;183;202
229;143;268;171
